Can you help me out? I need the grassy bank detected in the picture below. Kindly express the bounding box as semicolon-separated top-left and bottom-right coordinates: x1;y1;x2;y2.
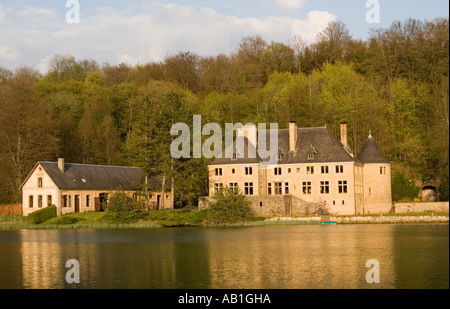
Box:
0;210;448;230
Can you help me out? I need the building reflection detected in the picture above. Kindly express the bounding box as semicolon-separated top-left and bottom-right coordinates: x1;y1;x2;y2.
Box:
17;229;180;289
11;225;422;289
204;225;397;289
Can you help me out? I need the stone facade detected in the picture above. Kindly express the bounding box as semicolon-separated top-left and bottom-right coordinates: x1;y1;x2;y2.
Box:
199;194;317;217
21;160;173;216
362;163;393;214
204;123;393;216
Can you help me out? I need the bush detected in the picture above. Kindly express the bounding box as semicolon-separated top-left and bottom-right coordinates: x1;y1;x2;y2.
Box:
28;205;57;224
391;169;419;202
104;191;145;213
100;210;149;224
207;187;253;224
51;215;82;225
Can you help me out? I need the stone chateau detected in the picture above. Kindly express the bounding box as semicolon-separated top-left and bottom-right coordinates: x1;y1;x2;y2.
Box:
202;122;392;216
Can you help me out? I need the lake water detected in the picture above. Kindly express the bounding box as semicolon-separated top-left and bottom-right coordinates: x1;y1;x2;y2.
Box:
0;224;448;289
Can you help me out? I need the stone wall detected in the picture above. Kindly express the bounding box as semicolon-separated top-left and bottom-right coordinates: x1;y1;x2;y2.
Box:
394;202;449;214
199;195;319;217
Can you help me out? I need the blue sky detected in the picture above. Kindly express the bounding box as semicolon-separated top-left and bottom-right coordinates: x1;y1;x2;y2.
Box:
0;0;448;73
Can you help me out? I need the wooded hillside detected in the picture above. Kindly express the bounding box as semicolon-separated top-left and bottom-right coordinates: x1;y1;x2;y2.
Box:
0;18;448;205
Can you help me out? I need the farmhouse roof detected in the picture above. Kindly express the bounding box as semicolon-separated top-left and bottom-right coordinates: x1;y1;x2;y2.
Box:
37;161;147;190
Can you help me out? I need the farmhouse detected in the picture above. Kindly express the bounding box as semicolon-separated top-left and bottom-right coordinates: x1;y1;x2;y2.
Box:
21;158;173;216
204;122;392;216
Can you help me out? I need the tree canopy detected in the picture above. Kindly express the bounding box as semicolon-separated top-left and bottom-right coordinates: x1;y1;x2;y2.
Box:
0;18;448;204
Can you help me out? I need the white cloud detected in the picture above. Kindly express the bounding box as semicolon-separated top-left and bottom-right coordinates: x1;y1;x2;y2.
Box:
276;0;307;9
0;2;335;73
35;56;52;74
0;3;6;23
0;45;19;60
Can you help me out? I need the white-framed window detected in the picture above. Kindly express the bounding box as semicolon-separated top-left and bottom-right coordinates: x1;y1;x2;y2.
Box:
245;167;253;175
302;181;312;195
338;180;348;194
215;168;223;176
244;182;254;196
274;167;282;176
336;165;344;174
229;183;239;193
307;166;315;175
214;183;223;194
320;181;330;194
321;166;329;174
274;182;283;195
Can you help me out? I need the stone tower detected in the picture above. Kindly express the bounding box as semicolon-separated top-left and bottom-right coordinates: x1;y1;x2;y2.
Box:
358;133;393;214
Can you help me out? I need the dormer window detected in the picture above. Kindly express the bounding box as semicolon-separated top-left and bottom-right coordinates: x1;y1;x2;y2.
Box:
277;147;285;161
307;144;317;160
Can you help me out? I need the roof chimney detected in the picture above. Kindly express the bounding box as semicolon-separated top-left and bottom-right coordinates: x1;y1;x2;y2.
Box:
239;123;258;149
340;123;348;148
58;158;65;173
289;121;298;152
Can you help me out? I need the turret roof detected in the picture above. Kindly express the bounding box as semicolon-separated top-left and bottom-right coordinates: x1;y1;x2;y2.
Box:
357;134;390;164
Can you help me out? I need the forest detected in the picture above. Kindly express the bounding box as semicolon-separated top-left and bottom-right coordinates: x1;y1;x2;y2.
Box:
0;18;448;206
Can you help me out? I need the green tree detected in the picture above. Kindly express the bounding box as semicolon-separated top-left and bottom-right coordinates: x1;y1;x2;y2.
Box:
391;169;420;202
0;68;59;203
207;186;253;224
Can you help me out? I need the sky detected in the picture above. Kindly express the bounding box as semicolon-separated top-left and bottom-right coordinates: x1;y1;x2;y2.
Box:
0;0;448;74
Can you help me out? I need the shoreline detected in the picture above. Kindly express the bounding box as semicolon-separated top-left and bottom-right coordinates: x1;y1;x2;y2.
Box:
0;214;448;230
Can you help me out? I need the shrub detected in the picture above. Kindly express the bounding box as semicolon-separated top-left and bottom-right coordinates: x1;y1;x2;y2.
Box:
28;205;57;224
207;187;253;224
100;210;149;223
51;215;82;225
104;191;145;213
391;169;419;202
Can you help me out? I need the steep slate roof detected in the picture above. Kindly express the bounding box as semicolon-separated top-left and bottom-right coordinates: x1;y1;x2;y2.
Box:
209;136;263;166
357;135;390;164
38;162;145;190
210;126;357;166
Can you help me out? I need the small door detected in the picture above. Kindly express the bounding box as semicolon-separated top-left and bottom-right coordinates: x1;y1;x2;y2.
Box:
94;197;101;212
74;195;80;213
99;193;108;212
156;195;161;210
274;182;283;195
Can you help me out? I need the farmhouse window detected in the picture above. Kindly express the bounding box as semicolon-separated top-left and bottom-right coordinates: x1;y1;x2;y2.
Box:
302;182;312;195
338;181;348;194
244;182;254;196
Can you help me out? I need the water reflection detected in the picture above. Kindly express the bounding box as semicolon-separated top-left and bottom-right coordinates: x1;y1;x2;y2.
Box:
204;225;397;289
0;224;447;289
